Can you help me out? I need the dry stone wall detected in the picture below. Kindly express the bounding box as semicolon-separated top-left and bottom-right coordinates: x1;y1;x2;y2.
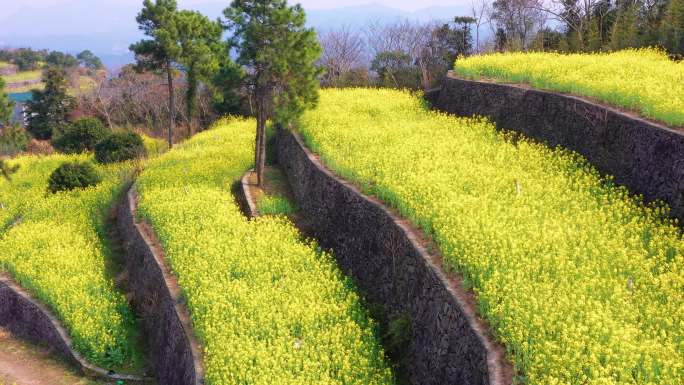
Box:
116;188;204;385
277;129;510;385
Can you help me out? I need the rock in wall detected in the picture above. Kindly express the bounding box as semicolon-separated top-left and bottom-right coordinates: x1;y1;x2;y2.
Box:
432;75;684;222
277;129;510;385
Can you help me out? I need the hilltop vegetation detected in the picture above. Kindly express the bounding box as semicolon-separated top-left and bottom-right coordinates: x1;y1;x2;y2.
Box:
299;88;684;385
453;49;684;127
0;48;102;94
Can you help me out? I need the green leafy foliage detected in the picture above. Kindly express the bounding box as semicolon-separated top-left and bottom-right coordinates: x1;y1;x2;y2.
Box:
212;55;244;116
52;117;109;154
224;0;322;184
95;132;146;164
136;117;394;384
0;77;13;126
25;67;76;140
77;50;104;70
660;0;684;55
0;124;29;156
131;0;228;143
300;88;684;385
45;51;78;68
47;161;102;194
175;9;223;124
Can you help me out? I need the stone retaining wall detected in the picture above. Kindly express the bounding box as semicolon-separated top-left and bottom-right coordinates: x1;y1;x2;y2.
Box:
116;188;204;385
240;170;259;217
431;75;684;222
277;129;510;385
0;275;149;383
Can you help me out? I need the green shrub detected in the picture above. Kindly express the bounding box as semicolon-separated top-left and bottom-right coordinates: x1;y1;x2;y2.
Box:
47;161;101;193
95;131;146;164
52;117;108;154
0;124;29;156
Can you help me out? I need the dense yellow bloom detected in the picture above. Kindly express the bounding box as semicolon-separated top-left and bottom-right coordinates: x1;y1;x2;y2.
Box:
136;118;394;385
0;154;142;368
454;48;684;127
299;88;684;385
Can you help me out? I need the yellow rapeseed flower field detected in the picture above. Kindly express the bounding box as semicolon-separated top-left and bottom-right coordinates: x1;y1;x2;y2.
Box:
454;48;684;127
299;88;684;385
136;117;394;385
0;154;142;369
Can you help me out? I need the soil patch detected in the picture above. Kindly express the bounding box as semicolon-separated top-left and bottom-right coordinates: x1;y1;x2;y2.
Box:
0;329;107;385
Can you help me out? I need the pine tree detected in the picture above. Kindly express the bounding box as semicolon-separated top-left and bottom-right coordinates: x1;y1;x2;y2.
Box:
25;67;76;140
587;17;603;51
224;0;322;186
610;2;640;50
660;0;684;54
175;10;223;132
131;0;182;148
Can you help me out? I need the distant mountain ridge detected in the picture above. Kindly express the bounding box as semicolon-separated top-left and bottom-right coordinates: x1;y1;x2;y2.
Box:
0;1;472;68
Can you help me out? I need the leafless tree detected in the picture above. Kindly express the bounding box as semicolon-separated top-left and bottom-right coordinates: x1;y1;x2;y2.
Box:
78;66;214;141
318;26;367;87
491;0;547;50
364;20;440;89
471;0;491;52
531;0;614;50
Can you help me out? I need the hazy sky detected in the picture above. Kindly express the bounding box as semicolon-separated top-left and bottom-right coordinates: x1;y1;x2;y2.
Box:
0;0;470;58
0;0;466;17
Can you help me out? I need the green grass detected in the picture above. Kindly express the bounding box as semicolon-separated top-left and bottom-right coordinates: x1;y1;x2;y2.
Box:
299;88;684;385
257;194;297;216
4;84;43;93
136;117;394;385
454;48;684;127
1;70;42;84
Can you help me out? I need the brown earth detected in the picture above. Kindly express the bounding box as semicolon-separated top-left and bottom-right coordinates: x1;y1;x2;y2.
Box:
0;329;110;385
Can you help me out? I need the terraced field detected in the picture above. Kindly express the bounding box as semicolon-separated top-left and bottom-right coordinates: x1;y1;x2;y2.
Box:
0;154;143;370
0;64;98;94
298;88;684;385
135;118;394;384
453;49;684;127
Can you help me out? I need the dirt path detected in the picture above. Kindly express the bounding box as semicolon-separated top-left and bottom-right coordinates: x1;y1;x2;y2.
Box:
0;329;110;385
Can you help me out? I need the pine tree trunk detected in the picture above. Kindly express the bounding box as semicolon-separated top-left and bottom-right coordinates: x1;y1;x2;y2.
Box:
186;64;197;136
254;87;267;187
255;96;266;187
166;61;175;149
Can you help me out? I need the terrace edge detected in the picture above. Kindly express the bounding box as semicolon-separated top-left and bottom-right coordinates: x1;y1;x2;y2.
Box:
116;187;205;385
277;128;513;385
240;169;259;217
428;74;684;222
0;274;151;383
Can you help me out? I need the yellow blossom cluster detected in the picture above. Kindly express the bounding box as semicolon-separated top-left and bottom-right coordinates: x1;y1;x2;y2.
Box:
454;48;684;127
299;88;684;385
0;153;143;368
136;117;394;385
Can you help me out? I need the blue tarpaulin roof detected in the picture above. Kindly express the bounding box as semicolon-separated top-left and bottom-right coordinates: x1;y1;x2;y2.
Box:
9;92;32;103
